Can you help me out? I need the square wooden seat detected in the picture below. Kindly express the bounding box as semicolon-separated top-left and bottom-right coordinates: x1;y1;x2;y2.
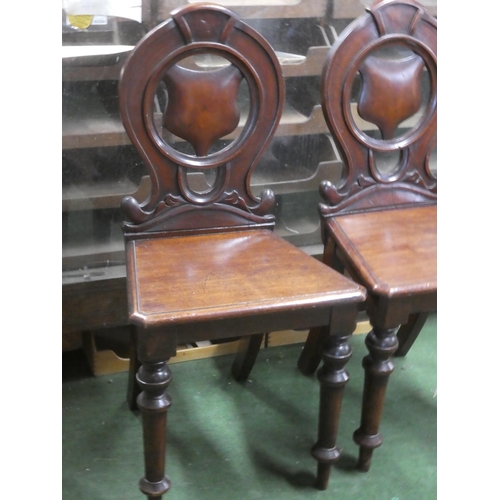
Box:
127;230;362;330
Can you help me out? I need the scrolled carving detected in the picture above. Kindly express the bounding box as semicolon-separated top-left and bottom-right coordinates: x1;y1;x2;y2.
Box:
319;175;375;208
357;174;377;189
253;189;275;216
121;195;152;224
402;168;428;188
221;188;275;216
164;193;185;207
221;190;251;211
320;180;352;207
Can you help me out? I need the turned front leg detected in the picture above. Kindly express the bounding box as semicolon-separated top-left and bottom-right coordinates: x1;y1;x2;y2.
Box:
311;331;352;490
136;361;172;499
353;326;398;472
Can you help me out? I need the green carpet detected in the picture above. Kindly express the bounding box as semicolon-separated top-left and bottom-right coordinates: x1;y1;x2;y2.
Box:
62;314;436;500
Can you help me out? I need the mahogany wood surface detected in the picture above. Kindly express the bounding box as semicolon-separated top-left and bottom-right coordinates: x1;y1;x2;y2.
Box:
329;206;436;299
297;0;437;473
127;230;363;328
118;4;366;497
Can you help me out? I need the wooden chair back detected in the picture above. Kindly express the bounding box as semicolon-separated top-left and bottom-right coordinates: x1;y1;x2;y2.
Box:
319;0;437;218
119;4;284;240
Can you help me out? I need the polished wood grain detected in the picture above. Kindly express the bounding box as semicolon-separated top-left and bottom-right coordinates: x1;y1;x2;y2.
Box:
162;65;243;156
118;4;367;497
298;0;437;474
128;230;363;327
329;206;436;297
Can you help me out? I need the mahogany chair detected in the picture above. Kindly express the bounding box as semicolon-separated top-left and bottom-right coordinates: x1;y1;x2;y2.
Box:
297;0;437;473
119;4;366;497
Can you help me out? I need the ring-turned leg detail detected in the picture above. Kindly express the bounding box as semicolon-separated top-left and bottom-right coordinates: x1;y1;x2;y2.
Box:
312;333;352;490
353;327;398;472
136;360;172;499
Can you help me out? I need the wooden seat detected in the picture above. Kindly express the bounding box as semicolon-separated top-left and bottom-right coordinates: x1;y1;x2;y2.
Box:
297;0;437;473
119;4;366;497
